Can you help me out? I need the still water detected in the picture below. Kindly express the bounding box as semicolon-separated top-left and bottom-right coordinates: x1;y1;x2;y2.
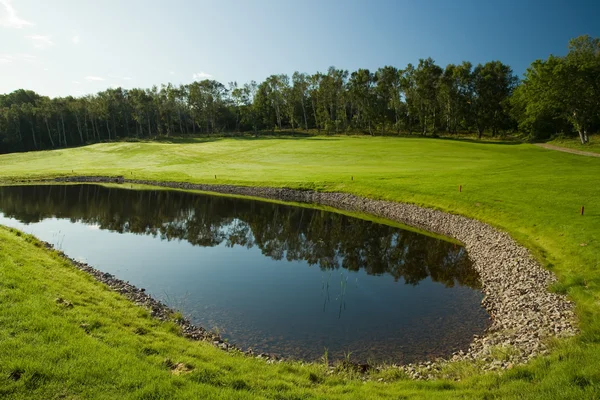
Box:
0;184;489;363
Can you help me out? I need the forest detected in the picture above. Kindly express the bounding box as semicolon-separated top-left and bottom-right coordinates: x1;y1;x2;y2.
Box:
0;35;598;154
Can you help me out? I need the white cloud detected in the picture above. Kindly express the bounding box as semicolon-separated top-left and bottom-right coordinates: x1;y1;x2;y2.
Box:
109;74;133;81
192;71;212;80
169;70;175;75
0;53;36;64
26;34;54;49
0;0;33;29
85;76;105;81
72;34;81;44
72;80;81;84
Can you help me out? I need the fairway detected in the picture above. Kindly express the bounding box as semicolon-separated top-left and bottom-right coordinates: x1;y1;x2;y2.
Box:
1;136;600;399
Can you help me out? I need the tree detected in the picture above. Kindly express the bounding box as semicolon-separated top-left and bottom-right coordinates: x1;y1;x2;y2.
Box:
292;72;310;130
318;67;348;134
348;69;377;134
375;66;403;133
472;61;518;138
510;35;599;143
413;58;443;135
559;35;600;143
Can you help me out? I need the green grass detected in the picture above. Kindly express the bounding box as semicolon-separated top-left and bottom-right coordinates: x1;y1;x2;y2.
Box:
1;135;599;399
547;134;600;154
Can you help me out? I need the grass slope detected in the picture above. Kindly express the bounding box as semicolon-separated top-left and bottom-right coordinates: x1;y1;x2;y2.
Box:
1;136;599;399
547;134;600;154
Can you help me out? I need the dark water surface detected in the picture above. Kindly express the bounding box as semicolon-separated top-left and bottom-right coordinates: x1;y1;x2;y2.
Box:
0;184;489;363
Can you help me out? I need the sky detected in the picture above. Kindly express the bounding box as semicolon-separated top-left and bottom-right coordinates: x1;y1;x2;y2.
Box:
1;0;599;98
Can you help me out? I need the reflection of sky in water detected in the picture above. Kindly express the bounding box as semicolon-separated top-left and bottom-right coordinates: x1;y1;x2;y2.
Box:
0;186;489;363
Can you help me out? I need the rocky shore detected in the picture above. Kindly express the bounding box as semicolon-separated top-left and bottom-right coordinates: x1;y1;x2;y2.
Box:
47;176;578;379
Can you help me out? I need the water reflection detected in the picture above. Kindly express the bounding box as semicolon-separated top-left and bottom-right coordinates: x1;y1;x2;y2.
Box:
0;184;489;363
0;184;478;288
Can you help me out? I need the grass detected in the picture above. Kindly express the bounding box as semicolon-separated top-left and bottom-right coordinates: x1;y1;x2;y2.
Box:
0;135;599;398
546;134;600;154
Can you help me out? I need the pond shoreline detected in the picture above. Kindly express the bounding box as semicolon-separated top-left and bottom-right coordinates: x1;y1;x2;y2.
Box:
27;176;578;379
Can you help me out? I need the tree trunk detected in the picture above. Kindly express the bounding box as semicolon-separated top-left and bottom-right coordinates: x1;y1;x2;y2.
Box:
301;99;308;130
75;114;84;144
60;114;67;146
84;113;90;142
44;117;55;147
56;120;62;147
92;118;98;140
311;98;319;133
29;121;37;149
16;118;22;143
105;119;111;140
167;115;171;137
578;129;587;144
275;104;282;130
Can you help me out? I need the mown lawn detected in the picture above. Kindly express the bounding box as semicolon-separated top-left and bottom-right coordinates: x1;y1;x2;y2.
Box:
0;136;599;399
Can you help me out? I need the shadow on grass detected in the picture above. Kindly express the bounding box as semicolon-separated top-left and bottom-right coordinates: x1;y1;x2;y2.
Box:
129;131;527;146
51;131;527;151
137;131;339;145
433;136;524;146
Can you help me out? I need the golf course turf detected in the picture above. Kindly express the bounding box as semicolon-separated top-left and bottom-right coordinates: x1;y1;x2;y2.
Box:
1;135;599;399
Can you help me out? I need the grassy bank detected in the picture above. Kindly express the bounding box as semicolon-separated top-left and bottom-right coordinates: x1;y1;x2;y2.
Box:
1;136;599;398
546;134;600;154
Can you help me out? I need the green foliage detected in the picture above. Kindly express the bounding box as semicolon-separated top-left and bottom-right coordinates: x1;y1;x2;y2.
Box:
512;35;600;142
2;39;552;155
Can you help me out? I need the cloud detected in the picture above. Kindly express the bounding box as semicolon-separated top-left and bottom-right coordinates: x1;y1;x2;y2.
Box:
0;53;36;64
26;34;54;49
85;76;105;81
0;0;33;28
192;71;212;80
72;34;81;44
109;74;133;81
72;80;81;84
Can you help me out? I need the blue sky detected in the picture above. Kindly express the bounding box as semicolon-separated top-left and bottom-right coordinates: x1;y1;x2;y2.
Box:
1;0;599;98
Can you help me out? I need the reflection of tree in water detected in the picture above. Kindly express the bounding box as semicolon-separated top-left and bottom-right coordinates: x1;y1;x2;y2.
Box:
0;185;480;288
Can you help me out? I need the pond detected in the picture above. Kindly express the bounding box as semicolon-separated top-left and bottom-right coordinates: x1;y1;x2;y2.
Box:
0;184;489;363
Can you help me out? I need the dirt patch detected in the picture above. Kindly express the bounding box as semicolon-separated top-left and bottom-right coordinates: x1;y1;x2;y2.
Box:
534;143;600;157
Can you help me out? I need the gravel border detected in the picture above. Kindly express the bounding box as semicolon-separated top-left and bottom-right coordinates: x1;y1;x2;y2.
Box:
38;176;578;378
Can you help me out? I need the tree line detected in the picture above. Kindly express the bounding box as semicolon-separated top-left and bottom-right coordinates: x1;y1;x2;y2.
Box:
0;184;479;287
0;35;597;154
